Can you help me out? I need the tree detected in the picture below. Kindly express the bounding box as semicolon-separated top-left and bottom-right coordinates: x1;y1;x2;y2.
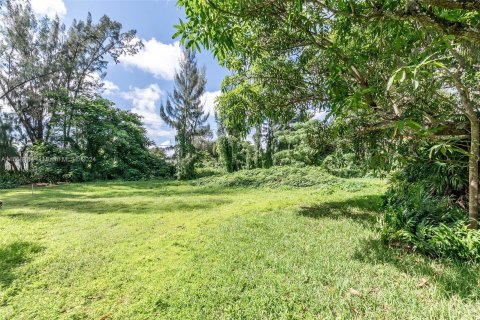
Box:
274;120;331;167
175;0;480;229
0;0;142;145
30;97;171;182
0;113;19;172
160;49;210;179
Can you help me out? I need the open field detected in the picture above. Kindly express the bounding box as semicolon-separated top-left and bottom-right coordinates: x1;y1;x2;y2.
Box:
0;178;479;319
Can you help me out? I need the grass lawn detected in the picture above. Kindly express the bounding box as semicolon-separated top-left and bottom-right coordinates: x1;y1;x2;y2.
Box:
0;177;479;319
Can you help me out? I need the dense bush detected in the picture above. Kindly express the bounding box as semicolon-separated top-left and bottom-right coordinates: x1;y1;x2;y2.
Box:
29;142;173;183
0;171;31;189
322;152;366;178
274;120;331;167
24;99;175;183
381;143;480;261
381;183;480;261
29;143;81;183
195;149;225;178
195;166;345;189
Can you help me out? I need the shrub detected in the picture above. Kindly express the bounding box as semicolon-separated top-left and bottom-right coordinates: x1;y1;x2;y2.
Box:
28;142;174;183
381;164;480;261
195;166;342;189
0;171;31;189
273;120;334;167
322;153;366;178
379;139;478;261
29;143;80;183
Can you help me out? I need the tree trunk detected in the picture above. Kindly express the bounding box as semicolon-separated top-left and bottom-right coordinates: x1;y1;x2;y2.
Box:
253;124;262;168
468;116;479;229
8;159;18;172
453;69;479;229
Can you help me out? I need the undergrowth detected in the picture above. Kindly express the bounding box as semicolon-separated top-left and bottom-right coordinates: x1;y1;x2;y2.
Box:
0;171;31;189
194;166;367;190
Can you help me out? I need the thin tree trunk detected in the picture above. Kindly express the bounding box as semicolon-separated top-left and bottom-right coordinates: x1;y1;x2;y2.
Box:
468;116;479;229
456;81;479;229
8;159;18;172
452;64;479;229
254;124;262;168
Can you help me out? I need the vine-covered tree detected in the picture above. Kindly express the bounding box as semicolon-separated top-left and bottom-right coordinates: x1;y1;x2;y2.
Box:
160;49;210;179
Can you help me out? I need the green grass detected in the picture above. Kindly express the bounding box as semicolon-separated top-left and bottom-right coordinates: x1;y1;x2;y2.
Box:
0;175;479;319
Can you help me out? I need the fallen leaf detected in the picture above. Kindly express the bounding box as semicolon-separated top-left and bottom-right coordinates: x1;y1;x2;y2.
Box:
348;288;361;296
350;306;359;314
369;287;380;295
417;278;429;288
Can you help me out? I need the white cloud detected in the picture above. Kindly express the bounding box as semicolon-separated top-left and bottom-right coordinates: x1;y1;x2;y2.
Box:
120;39;182;80
313;111;328;121
122;84;162;122
102;80;119;95
159;140;175;156
201;91;221;116
31;0;67;19
160;140;173;147
122;84;173;139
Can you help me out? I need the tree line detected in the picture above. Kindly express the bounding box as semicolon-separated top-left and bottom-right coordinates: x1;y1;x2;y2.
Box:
0;0;171;183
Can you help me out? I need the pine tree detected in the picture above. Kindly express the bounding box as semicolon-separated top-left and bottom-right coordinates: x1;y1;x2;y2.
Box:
160;49;210;179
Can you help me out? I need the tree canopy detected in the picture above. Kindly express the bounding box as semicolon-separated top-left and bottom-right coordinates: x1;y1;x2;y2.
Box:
175;0;480;229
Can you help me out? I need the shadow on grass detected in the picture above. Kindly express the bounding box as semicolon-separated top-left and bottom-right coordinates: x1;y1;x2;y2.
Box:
297;194;383;228
27;197;233;215
353;238;480;300
0;241;43;288
299;194;480;300
3;212;48;221
6;181;238;202
3;181;238;215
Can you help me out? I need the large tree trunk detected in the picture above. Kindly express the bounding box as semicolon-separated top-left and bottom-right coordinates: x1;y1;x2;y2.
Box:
468;116;479;229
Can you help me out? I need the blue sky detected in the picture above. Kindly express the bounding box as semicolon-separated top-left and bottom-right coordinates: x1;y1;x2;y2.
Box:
31;0;229;146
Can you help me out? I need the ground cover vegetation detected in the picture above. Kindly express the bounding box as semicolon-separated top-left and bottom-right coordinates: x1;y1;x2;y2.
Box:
1;176;479;319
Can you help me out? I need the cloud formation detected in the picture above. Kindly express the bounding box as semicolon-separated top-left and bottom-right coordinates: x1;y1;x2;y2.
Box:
313;111;328;121
102;80;119;95
122;84;173;140
31;0;67;19
0;100;13;114
201;90;221;116
120;39;182;80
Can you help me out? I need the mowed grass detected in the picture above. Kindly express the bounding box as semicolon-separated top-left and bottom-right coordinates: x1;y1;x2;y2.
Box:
0;177;479;319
